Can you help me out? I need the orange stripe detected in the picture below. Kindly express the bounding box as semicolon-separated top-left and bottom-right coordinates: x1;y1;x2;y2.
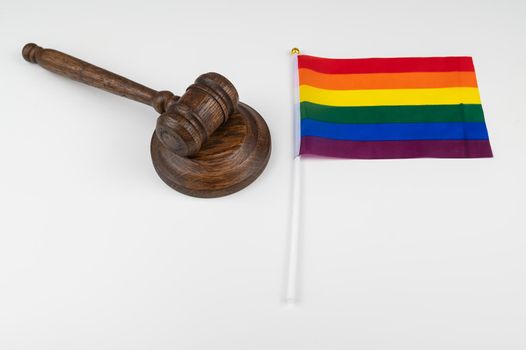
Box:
299;68;478;90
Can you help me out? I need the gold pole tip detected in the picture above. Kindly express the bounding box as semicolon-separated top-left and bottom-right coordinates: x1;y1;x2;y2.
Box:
290;47;300;55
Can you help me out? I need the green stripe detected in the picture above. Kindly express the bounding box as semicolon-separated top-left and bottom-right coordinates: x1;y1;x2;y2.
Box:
300;102;485;124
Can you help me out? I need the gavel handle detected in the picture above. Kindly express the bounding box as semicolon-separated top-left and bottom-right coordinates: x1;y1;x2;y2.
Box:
22;43;176;113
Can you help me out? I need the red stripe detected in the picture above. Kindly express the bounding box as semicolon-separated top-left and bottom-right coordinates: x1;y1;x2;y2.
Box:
300;137;493;159
298;55;475;74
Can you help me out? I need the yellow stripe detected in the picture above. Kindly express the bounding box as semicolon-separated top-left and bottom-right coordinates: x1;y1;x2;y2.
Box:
299;85;481;107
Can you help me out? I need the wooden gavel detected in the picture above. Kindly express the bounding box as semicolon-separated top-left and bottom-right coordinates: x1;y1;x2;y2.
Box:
22;43;271;198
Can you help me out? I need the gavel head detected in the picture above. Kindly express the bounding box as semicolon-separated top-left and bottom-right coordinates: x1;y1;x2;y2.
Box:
155;72;239;157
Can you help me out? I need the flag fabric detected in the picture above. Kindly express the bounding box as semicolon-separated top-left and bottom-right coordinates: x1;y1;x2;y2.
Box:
297;55;493;159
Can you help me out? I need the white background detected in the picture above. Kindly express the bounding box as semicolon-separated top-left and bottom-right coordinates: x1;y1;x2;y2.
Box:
1;0;525;349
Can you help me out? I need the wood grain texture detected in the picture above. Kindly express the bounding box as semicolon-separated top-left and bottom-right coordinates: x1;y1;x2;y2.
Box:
155;72;239;157
22;43;178;113
151;103;271;197
22;43;271;197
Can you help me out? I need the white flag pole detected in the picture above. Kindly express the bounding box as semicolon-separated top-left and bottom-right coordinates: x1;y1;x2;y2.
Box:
285;156;301;303
285;48;302;304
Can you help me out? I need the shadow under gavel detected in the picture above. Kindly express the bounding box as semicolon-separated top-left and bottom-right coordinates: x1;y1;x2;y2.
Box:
22;43;271;198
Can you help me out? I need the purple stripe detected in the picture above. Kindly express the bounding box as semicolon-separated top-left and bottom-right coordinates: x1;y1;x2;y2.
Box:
300;136;493;159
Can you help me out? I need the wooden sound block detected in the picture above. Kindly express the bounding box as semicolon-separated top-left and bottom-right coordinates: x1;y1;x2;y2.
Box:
150;102;271;198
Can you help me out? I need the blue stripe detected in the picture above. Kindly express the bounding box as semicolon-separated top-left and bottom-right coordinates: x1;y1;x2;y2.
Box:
301;119;489;141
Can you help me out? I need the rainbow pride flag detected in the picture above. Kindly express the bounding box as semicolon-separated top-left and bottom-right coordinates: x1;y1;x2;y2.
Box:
296;55;493;159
